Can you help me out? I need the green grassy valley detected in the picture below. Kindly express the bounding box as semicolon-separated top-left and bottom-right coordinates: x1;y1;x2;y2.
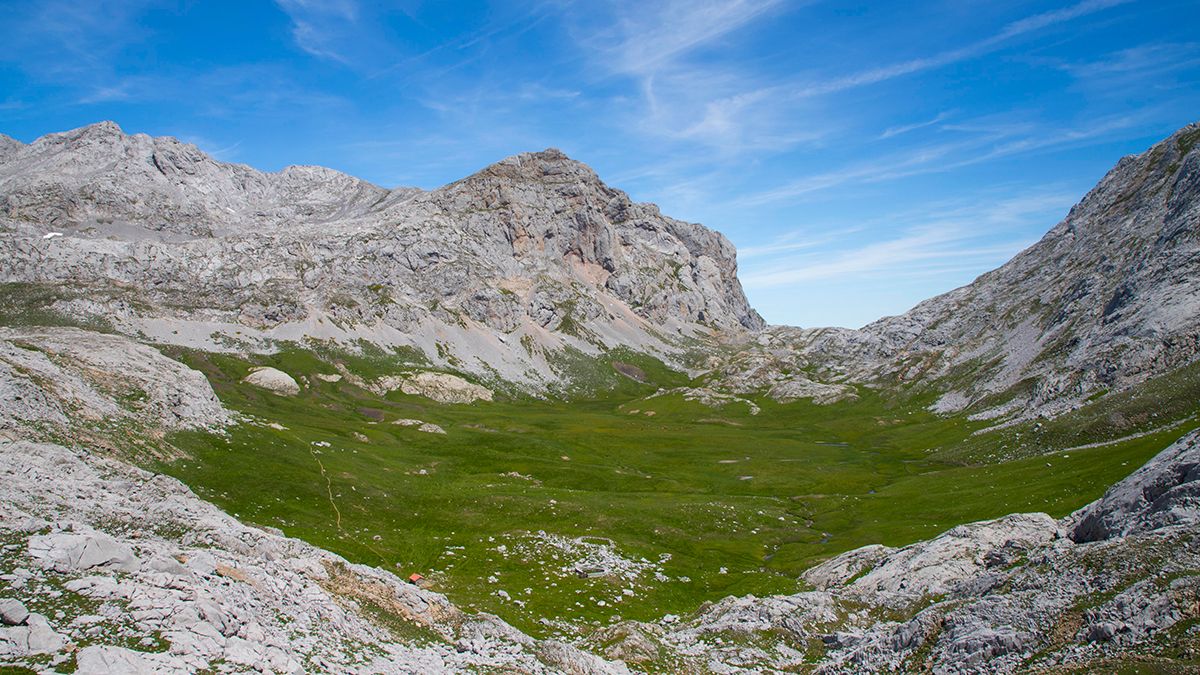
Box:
153;346;1200;639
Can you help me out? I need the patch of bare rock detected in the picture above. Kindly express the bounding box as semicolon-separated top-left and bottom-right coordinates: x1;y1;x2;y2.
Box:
0;326;230;436
396;372;493;404
392;418;447;434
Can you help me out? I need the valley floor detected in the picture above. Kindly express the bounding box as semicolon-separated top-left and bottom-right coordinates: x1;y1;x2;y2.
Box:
3;329;1200;673
156;346;1200;641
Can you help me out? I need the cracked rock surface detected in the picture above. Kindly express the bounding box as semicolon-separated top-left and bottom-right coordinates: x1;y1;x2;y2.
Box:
0;440;627;674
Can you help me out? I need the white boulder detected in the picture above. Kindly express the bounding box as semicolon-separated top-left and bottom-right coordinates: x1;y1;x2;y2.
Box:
241;367;300;396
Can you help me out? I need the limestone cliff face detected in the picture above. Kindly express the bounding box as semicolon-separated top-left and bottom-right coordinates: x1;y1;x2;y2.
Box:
0;123;761;388
415;148;762;333
867;122;1200;416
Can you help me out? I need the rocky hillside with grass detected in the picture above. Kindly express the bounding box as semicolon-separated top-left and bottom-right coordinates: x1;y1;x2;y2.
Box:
1;120;1200;672
3;120;1199;419
1;324;1196;672
708;122;1200;424
0;122;761;392
627;430;1200;672
0;331;625;673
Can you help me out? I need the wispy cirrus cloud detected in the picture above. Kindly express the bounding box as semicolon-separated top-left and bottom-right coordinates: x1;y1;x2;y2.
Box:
565;0;1132;158
739;112;1146;205
744;228;1032;287
0;0;158;81
879;111;956;140
593;0;787;77
274;0;361;62
1059;41;1200;100
791;0;1133;98
741;189;1079;288
565;0;810;154
738;228;864;259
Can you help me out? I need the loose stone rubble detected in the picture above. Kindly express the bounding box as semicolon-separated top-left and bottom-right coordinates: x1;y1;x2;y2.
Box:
0;440;628;674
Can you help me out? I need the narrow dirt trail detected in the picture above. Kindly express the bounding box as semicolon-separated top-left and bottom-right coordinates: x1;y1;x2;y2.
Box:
298;435;388;562
309;447;344;532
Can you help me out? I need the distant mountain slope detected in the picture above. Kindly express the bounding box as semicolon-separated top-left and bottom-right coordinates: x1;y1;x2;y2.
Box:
873;122;1200;416
0;121;398;237
716;122;1200;421
3;120;1197;417
0;122;761;390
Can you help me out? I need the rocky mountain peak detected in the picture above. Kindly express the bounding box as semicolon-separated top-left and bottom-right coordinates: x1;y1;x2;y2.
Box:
0;133;24;161
421;146;764;333
0;122;395;237
450;147;605;195
49;119;126;143
0;122;765;388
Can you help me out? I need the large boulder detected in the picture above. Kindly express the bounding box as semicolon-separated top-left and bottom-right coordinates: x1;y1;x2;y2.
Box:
241;366;301;396
27;529;140;573
1072;429;1200;542
0;599;29;626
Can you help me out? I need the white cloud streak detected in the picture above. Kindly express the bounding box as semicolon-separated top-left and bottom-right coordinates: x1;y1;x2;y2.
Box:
878;111;955;140
740;113;1145;205
792;0;1133;98
740;190;1079;288
274;0;361;63
600;0;787;76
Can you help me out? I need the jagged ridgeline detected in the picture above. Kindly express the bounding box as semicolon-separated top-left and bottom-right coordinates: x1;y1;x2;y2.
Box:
0;121;761;395
1;121;1200;673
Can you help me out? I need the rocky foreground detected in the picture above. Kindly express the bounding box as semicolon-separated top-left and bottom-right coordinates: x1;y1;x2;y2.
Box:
0;440;626;674
614;430;1200;672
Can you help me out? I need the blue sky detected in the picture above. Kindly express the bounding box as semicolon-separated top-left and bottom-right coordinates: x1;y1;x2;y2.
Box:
1;1;1197;327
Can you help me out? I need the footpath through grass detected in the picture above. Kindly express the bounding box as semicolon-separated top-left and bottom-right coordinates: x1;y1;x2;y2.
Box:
156;346;1199;638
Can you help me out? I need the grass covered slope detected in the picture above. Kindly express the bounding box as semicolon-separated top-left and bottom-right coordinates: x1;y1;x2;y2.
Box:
156;345;1200;639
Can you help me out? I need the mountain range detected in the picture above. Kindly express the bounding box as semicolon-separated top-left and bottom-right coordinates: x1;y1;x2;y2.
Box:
1;121;1198;673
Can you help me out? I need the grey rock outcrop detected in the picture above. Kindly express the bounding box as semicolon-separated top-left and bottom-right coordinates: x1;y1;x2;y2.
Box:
397;371;493;404
0;134;21;163
28;528;141;573
0;326;230;437
1072;428;1200;542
